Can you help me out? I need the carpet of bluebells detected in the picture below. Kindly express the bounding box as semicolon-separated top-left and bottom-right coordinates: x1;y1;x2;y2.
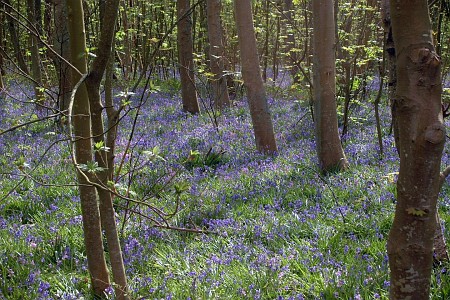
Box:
1;77;450;299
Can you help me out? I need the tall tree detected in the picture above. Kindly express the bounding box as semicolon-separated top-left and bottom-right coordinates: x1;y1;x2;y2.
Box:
234;0;277;154
206;0;230;109
282;0;300;83
84;0;129;298
27;0;45;105
65;0;111;297
4;0;29;75
387;0;446;298
53;0;72;116
311;0;348;173
177;0;200;114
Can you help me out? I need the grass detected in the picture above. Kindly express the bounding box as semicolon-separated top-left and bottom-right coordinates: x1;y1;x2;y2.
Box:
0;79;449;299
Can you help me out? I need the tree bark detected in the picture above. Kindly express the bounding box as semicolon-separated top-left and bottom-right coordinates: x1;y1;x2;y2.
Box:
282;0;299;82
234;0;277;154
177;0;200;114
84;1;129;298
206;0;230;109
4;0;29;75
312;0;348;173
27;0;45;105
53;0;72;116
387;0;446;298
65;0;110;297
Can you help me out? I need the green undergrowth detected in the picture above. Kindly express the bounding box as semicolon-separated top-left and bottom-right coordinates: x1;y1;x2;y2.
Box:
1;89;450;299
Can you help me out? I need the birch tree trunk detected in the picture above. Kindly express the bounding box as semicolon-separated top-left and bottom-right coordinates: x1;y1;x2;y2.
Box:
387;0;446;298
234;0;277;154
312;0;348;173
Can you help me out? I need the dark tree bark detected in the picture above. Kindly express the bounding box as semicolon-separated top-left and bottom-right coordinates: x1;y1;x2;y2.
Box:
387;0;446;298
311;0;348;173
234;0;277;154
177;0;200;114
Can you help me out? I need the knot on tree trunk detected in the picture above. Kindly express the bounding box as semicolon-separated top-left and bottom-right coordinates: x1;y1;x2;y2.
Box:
424;122;445;144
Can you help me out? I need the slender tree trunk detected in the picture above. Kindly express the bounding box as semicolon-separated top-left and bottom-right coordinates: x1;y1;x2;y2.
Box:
312;0;348;173
121;0;131;80
387;1;446;298
4;0;29;75
85;1;129;298
282;0;299;83
206;0;230;109
381;0;399;152
27;0;45;105
177;0;200;114
65;0;110;297
234;0;277;154
54;0;72;116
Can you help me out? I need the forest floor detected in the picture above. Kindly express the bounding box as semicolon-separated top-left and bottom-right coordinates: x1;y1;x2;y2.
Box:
1;80;450;299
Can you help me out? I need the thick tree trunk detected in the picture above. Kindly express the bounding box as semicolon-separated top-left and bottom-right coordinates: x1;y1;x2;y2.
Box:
177;0;200;114
65;0;110;297
234;0;277;154
206;0;230;109
311;0;348;173
387;1;446;298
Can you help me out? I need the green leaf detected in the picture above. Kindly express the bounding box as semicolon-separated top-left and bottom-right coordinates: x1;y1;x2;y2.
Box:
78;161;107;174
142;146;166;162
174;182;190;194
94;141;110;152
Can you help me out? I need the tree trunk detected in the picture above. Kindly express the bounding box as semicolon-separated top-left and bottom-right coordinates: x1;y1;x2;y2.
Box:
381;0;399;153
65;0;111;297
312;0;348;173
177;0;200;114
85;1;129;298
206;0;230;109
4;0;29;75
387;0;446;298
27;0;45;105
234;0;277;154
282;0;299;83
54;0;72;116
